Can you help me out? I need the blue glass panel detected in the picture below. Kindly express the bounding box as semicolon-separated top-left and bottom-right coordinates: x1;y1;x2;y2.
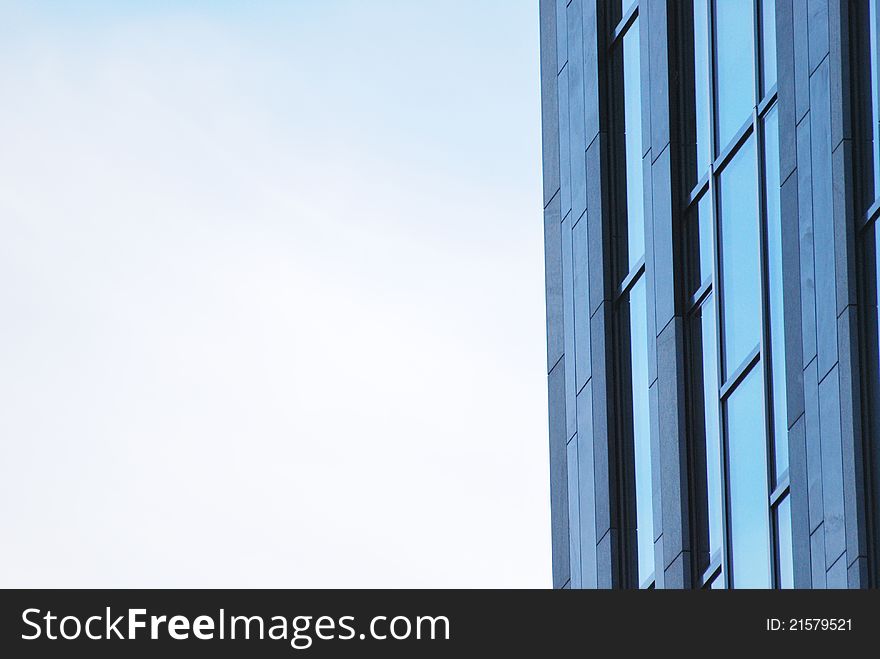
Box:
694;0;712;175
697;298;723;562
776;495;794;589
687;193;713;295
719;137;760;376
627;277;653;584
715;0;755;150
763;107;788;481
623;21;645;269
761;0;777;94
726;368;772;588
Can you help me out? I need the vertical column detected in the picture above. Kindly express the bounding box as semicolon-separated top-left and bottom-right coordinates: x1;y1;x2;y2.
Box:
540;0;569;589
775;0;812;588
541;0;606;589
641;0;692;588
584;0;623;589
775;0;870;588
828;0;870;589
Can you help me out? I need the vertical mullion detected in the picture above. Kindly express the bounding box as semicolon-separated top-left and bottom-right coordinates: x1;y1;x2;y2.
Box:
745;0;775;589
612;7;643;589
709;0;721;161
706;0;733;590
753;0;775;587
753;0;763;103
755;105;778;588
865;0;880;589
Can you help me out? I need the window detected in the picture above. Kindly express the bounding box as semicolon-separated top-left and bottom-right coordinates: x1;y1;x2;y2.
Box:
726;368;771;587
611;3;653;588
686;0;790;589
714;0;755;150
625;278;652;584
718;137;760;377
868;0;880;200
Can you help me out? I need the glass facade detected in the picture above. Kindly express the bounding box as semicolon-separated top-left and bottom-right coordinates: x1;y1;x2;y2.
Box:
685;0;791;589
718;137;760;376
714;0;755;151
726;368;770;588
540;0;878;589
626;278;652;584
612;7;653;588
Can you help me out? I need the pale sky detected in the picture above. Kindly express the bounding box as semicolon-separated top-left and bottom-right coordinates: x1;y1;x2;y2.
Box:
0;0;549;587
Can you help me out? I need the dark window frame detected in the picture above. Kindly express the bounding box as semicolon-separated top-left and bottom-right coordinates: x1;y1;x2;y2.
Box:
609;0;656;590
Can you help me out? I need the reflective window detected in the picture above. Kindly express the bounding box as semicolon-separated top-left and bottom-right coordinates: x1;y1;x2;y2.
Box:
687;0;787;591
776;496;794;588
873;224;880;441
695;299;723;565
626;278;653;584
874;227;880;449
693;0;712;176
719;137;760;376
613;10;653;587
715;0;755;150
622;23;644;271
687;193;713;295
761;0;777;94
763;107;788;480
726;369;771;588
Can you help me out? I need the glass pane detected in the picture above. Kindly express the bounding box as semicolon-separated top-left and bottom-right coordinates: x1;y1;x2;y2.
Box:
764;107;788;481
761;0;777;94
875;224;880;395
695;298;723;564
694;0;712;175
776;496;794;589
687;193;713;295
868;223;880;456
719;137;760;377
623;21;645;270
627;277;653;584
726;368;772;588
715;0;755;150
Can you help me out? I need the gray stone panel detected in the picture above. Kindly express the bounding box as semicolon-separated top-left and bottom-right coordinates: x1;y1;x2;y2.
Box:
797;119;817;367
577;383;598;588
818;365;846;568
566;436;581;588
548;360;570;588
544;195;564;371
572;217;592;392
540;0;561;206
808;58;838;380
567;0;587;222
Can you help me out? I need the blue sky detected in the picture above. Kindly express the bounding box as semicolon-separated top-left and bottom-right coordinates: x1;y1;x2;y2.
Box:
0;1;549;587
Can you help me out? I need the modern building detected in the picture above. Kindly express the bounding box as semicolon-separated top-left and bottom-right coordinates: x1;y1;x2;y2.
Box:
540;0;880;588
